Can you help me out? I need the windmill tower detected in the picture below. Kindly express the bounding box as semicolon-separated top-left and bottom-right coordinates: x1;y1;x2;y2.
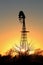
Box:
18;11;30;53
14;11;32;54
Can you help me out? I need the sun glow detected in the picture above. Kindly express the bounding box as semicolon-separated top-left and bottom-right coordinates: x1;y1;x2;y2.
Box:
21;49;26;53
29;51;34;55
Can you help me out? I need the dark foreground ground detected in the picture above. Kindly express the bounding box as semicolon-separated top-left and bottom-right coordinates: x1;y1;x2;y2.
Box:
0;54;43;65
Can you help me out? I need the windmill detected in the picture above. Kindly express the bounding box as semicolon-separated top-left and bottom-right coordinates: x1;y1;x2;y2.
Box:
14;11;33;54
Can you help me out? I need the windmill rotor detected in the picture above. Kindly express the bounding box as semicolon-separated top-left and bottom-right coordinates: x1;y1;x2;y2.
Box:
19;11;25;19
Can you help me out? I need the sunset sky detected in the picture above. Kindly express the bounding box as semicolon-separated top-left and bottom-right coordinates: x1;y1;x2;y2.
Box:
0;0;43;55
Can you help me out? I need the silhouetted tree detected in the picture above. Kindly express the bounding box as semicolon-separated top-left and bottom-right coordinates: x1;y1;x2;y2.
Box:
0;54;43;65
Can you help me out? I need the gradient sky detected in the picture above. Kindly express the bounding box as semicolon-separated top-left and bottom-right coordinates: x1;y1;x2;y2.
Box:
0;0;43;55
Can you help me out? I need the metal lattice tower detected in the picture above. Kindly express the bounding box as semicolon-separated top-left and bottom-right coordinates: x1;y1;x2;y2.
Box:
14;11;33;54
19;11;29;51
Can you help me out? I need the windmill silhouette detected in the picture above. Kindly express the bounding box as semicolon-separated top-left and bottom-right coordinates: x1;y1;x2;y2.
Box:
14;11;33;54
